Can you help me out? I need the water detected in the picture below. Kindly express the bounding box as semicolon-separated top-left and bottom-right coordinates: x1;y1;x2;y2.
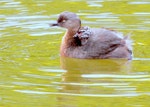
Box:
0;0;150;107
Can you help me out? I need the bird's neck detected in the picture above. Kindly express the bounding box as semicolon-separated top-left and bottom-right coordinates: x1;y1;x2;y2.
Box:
60;27;81;56
63;28;81;46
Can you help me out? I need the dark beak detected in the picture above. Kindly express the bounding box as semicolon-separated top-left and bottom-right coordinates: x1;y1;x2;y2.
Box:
50;23;59;27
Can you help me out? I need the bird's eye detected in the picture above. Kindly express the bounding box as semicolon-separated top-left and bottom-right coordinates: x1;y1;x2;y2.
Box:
62;20;66;23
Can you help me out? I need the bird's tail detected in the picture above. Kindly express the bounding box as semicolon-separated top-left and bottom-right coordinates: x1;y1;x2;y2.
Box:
124;33;133;51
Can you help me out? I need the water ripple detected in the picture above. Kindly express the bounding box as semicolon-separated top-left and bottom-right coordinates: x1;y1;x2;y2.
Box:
39;67;66;73
14;89;150;97
82;74;150;79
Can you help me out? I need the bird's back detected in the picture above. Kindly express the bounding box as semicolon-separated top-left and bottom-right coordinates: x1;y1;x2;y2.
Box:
65;27;132;59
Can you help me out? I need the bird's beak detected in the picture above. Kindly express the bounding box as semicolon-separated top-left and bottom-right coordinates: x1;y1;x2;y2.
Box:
50;23;59;27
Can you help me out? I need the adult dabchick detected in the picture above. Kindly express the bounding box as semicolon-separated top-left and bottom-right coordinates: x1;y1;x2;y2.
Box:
51;11;132;60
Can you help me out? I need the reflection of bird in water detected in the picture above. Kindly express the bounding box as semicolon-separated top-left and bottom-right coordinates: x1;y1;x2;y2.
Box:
56;57;132;107
60;57;132;93
51;11;132;60
60;57;131;73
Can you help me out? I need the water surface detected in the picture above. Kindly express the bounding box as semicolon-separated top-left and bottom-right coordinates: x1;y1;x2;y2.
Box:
0;0;150;107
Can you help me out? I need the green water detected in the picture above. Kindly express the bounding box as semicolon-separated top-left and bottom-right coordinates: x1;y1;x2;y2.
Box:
0;0;150;107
